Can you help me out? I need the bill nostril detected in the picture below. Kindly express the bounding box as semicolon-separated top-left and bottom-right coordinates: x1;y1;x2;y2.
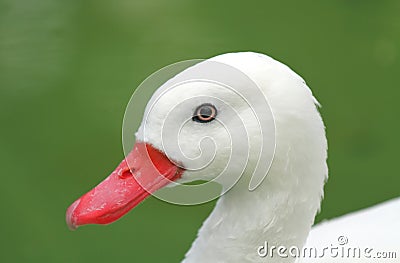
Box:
117;167;135;179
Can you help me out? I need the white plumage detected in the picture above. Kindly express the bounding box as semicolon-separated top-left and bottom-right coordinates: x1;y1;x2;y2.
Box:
67;52;400;263
145;52;398;263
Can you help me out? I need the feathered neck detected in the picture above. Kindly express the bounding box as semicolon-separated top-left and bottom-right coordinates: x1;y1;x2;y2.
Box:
182;108;327;262
183;149;326;262
180;52;328;262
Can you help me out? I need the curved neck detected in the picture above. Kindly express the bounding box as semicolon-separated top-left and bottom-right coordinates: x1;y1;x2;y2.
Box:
182;182;315;262
181;80;328;262
182;135;327;262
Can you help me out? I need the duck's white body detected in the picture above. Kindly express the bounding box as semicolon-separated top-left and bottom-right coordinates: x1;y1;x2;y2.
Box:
300;197;400;263
67;52;399;263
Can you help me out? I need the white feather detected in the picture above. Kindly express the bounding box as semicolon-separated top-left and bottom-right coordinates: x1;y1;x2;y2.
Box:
136;52;398;262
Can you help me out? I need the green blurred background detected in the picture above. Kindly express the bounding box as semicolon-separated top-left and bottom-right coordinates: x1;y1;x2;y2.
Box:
1;0;399;262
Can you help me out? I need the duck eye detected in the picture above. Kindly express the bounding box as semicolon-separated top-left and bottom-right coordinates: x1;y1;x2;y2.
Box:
192;103;217;123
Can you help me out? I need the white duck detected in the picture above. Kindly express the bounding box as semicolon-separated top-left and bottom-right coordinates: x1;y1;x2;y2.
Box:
66;52;400;263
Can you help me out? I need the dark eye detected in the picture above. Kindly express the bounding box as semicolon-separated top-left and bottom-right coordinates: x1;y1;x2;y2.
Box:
192;103;217;123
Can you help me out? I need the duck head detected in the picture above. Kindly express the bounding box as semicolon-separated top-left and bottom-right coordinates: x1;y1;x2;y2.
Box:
66;52;327;233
